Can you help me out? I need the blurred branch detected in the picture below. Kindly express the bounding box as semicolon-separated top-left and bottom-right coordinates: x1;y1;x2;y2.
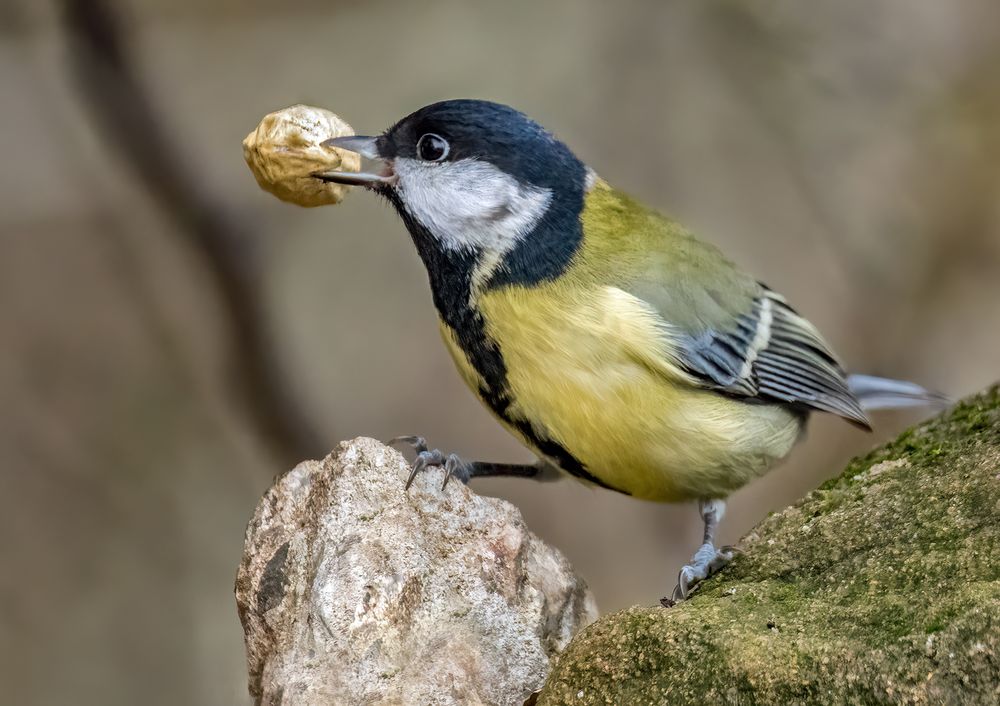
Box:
59;0;326;464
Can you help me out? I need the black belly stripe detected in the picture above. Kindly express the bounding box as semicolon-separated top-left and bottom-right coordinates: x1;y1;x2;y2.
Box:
439;298;627;495
447;314;630;495
383;183;628;496
504;416;630;494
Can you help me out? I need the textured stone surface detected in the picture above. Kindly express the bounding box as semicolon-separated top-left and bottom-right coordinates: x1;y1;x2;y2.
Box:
539;386;1000;706
235;437;597;705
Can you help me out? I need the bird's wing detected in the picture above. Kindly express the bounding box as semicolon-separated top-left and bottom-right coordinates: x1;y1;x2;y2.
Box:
609;208;869;428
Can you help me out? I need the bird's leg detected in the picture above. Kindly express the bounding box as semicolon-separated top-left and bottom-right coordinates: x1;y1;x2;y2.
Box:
670;499;736;602
388;436;542;491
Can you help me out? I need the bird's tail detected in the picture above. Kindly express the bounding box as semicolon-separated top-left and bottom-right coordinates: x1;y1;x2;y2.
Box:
847;374;950;412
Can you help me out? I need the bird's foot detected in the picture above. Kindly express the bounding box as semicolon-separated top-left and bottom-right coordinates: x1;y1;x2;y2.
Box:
668;542;737;603
387;436;472;490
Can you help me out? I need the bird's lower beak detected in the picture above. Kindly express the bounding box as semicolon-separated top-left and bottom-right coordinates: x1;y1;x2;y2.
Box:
313;135;395;186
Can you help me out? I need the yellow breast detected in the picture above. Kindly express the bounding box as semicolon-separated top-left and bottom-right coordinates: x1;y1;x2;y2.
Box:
441;283;802;502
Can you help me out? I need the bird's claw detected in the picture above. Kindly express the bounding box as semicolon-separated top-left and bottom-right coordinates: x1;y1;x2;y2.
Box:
389;436;470;490
444;453;477;488
388;435;429;454
405;448;446;489
670;543;736;602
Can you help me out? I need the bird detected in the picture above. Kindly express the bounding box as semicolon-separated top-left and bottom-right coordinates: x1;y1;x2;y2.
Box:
317;99;945;602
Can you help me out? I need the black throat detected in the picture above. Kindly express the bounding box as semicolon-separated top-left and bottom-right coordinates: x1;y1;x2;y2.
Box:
381;187;508;401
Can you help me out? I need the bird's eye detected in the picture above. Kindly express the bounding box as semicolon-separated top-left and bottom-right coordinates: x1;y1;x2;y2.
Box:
416;133;449;162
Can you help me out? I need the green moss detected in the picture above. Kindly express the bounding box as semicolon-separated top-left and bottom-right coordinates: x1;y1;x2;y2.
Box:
539;385;1000;705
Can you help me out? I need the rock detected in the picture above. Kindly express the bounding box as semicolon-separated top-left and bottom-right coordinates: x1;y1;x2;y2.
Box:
538;385;1000;705
235;437;597;706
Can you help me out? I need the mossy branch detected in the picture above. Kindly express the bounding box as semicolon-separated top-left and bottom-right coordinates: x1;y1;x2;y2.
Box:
539;385;1000;705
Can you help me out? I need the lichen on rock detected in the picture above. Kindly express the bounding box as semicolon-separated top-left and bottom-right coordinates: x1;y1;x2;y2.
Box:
235;437;597;706
538;385;1000;705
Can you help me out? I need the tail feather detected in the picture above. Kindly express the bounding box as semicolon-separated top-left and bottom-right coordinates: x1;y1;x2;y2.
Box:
847;374;950;412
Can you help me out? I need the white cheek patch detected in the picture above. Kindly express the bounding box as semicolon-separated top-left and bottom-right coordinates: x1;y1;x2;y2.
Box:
393;157;553;254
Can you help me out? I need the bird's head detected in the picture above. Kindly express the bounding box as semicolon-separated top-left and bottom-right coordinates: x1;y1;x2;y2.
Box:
321;100;589;280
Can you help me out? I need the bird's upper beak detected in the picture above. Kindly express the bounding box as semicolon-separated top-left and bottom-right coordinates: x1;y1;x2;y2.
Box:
313;135;395;187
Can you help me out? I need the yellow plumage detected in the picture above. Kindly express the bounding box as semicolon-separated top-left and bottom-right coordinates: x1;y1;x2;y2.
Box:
316;98;943;599
440;181;802;502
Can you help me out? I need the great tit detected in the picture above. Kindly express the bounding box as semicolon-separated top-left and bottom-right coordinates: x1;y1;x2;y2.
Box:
319;99;945;601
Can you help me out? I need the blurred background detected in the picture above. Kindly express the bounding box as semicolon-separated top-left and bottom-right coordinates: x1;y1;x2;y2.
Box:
3;0;999;703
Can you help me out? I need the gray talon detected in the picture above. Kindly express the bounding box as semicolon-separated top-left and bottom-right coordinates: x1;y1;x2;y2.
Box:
671;543;734;601
672;570;689;603
392;437;539;490
405;448;446;489
395;437;468;491
710;547;736;572
442;453;469;489
388;435;428;454
668;499;735;603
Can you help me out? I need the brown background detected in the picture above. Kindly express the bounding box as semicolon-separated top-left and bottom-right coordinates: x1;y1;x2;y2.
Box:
3;1;999;703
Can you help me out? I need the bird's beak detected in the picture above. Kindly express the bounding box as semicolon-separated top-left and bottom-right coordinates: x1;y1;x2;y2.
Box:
313;135;395;187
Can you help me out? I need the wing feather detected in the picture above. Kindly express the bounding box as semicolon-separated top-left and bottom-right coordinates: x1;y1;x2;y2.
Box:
670;288;870;427
589;184;868;426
